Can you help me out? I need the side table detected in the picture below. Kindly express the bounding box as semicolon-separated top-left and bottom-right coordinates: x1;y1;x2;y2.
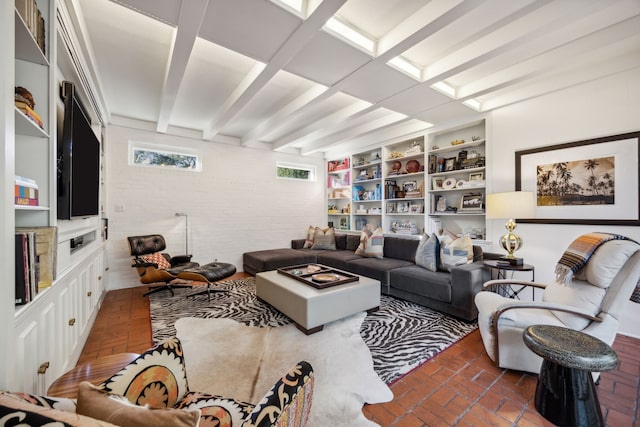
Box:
523;325;618;427
47;353;139;399
483;260;535;299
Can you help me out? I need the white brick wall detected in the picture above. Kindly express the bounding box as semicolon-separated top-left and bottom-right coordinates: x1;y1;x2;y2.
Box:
105;125;325;290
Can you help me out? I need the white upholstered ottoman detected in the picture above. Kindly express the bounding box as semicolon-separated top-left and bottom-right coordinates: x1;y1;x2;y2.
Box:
256;268;380;334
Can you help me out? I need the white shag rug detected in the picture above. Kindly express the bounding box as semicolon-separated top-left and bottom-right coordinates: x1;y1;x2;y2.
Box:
175;312;393;427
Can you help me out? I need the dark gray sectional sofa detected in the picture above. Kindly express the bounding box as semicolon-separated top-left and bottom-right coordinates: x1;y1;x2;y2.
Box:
243;233;493;321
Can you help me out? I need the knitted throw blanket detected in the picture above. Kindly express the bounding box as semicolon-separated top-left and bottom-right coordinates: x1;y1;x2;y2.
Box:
555;232;632;285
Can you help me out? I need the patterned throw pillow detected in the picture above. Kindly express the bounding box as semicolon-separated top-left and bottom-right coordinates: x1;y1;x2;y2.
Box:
303;225;316;248
175;392;254;427
415;233;440;272
77;382;201;427
140;252;171;270
439;235;473;271
355;225;384;258
100;337;189;409
311;227;336;250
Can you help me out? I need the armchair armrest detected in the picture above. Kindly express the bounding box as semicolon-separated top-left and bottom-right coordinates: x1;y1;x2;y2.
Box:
170;254;193;266
494;301;602;325
244;361;314;427
483;279;548;291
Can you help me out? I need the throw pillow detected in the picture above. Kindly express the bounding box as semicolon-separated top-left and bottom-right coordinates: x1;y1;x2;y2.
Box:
77;382;201;427
100;337;189;409
303;225;316;248
440;235;473;272
311;227;336;250
140;252;171;270
415;233;440;272
355;225;384;258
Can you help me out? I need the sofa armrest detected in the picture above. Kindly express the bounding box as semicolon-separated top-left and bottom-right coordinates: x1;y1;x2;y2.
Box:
243;361;314;427
482;252;503;261
449;261;491;318
291;239;306;249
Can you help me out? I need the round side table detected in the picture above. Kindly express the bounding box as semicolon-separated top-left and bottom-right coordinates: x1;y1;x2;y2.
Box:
483;260;535;299
523;325;618;427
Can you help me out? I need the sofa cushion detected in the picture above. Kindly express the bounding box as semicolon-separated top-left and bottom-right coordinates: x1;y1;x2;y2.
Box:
77;382;201;427
415;233;440;272
311;227;336;250
347;257;414;284
243;248;317;274
100;337;189;409
383;236;421;262
440;236;473;272
355;226;384;258
389;266;452;303
345;234;361;251
334;233;347;250
140;252;171;269
316;250;362;271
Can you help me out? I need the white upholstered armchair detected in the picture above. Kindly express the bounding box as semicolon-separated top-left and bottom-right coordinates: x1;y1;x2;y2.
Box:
475;235;640;375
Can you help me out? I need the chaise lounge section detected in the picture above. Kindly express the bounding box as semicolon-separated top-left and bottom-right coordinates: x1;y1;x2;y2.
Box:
243;233;492;321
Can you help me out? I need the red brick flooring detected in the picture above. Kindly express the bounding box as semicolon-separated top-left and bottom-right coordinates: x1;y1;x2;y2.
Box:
78;276;639;426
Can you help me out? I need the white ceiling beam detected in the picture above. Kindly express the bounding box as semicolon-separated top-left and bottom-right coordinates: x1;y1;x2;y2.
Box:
267;0;486;152
272;100;371;150
156;0;209;133
458;15;640;100
202;0;347;140
300;112;409;155
241;84;327;145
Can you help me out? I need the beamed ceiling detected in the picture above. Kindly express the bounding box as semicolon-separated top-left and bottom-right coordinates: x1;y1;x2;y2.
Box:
67;0;640;158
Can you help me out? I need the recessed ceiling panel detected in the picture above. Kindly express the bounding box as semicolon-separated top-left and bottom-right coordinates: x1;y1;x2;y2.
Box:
381;85;452;116
170;38;259;131
198;0;302;63
335;0;425;40
109;0;181;26
341;61;417;104
414;101;479;126
285;31;372;86
81;0;173;122
221;70;318;138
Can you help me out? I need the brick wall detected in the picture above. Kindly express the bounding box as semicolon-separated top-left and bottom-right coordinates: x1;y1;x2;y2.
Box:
105;124;325;290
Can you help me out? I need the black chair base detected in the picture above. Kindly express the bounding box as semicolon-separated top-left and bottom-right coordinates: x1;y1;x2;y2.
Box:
143;282;193;297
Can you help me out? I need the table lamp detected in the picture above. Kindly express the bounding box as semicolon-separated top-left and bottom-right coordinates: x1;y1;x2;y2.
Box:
485;191;534;265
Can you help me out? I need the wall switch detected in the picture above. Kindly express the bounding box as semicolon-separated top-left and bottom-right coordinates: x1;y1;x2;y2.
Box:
114;203;124;212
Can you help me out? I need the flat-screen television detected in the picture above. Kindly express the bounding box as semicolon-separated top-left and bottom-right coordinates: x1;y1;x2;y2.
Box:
57;81;101;219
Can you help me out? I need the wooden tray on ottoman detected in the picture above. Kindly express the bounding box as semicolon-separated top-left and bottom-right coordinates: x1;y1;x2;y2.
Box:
277;264;359;289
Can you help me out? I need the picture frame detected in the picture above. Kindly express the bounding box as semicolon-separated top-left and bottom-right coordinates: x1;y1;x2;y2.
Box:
403;181;417;192
469;172;484;182
459;193;483;211
397;201;410;213
129;142;202;171
515;131;640;225
444;157;456;171
386;202;396;213
409;203;423;214
432;177;444;190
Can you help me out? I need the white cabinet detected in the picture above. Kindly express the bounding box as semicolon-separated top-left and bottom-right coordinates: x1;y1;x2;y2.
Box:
13;244;106;394
426;120;488;241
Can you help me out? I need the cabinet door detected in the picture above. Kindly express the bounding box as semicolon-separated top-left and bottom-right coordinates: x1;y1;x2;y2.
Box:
14;320;40;393
38;301;59;392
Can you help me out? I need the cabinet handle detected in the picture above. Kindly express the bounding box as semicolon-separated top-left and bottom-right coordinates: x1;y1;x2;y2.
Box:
68;318;76;326
98;275;102;280
38;361;50;374
87;291;92;297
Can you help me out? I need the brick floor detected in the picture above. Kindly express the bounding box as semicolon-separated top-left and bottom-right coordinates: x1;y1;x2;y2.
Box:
77;274;639;426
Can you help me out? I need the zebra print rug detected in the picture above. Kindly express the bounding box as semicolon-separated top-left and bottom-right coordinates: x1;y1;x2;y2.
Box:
149;277;477;384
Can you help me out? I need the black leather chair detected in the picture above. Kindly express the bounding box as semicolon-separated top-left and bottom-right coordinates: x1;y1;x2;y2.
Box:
127;234;199;297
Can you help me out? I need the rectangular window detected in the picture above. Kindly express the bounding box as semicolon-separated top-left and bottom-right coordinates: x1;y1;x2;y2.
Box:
276;161;316;181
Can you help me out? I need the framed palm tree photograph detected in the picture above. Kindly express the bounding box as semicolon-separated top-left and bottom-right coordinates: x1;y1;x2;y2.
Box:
515;131;640;225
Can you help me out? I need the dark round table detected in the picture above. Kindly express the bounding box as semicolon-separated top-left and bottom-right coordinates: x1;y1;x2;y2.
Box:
523;325;618;427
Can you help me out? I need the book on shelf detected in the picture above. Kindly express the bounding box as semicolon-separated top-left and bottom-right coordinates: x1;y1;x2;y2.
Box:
15;101;44;128
15;231;39;305
16;226;57;289
14;175;39;206
15;0;46;56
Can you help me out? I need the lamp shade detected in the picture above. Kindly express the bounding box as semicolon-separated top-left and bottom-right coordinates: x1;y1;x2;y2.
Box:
485;191;535;219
